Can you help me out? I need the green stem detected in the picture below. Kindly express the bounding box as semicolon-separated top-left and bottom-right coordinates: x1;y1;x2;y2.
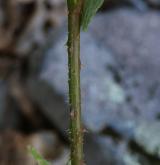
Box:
67;0;83;164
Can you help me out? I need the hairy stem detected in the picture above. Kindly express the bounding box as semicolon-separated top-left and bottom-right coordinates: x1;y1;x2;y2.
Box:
67;0;83;164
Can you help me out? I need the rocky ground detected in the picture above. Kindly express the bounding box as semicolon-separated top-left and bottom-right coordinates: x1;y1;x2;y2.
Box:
0;0;160;165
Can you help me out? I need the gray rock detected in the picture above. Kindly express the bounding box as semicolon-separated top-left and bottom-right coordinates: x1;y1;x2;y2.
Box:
120;120;160;165
40;31;127;132
39;9;160;133
28;9;160;133
134;121;160;158
90;9;160;123
84;134;125;165
123;151;150;165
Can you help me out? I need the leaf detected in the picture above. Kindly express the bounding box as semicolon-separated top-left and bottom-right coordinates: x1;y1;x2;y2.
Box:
66;159;71;165
28;146;50;165
81;0;104;31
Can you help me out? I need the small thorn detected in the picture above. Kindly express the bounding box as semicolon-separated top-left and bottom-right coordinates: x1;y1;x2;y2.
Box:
82;128;88;133
81;63;85;68
70;111;75;119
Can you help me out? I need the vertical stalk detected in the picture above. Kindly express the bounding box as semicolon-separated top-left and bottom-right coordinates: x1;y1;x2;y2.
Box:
67;0;83;164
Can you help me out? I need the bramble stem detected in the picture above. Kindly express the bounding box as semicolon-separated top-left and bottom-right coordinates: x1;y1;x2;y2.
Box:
67;0;84;164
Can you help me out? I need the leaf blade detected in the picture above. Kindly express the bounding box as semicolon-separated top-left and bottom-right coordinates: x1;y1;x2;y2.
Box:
28;146;50;165
81;0;104;31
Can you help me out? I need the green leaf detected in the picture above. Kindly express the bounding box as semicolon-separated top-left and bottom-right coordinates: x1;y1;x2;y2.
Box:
81;0;104;31
66;159;71;165
28;146;50;165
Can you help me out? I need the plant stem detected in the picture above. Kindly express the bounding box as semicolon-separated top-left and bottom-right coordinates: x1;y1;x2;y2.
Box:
67;0;83;164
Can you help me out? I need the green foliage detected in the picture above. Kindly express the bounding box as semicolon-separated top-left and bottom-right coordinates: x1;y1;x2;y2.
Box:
81;0;104;31
66;159;71;165
67;0;104;163
28;146;50;165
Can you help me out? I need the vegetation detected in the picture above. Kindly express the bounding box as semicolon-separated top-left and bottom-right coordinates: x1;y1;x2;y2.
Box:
29;1;104;165
67;0;104;164
28;146;49;165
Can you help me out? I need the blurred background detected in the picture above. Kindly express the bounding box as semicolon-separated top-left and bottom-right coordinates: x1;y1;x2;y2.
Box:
0;0;160;164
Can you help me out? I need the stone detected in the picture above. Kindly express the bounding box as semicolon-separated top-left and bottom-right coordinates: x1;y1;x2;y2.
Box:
37;9;160;133
84;134;125;165
134;121;160;158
